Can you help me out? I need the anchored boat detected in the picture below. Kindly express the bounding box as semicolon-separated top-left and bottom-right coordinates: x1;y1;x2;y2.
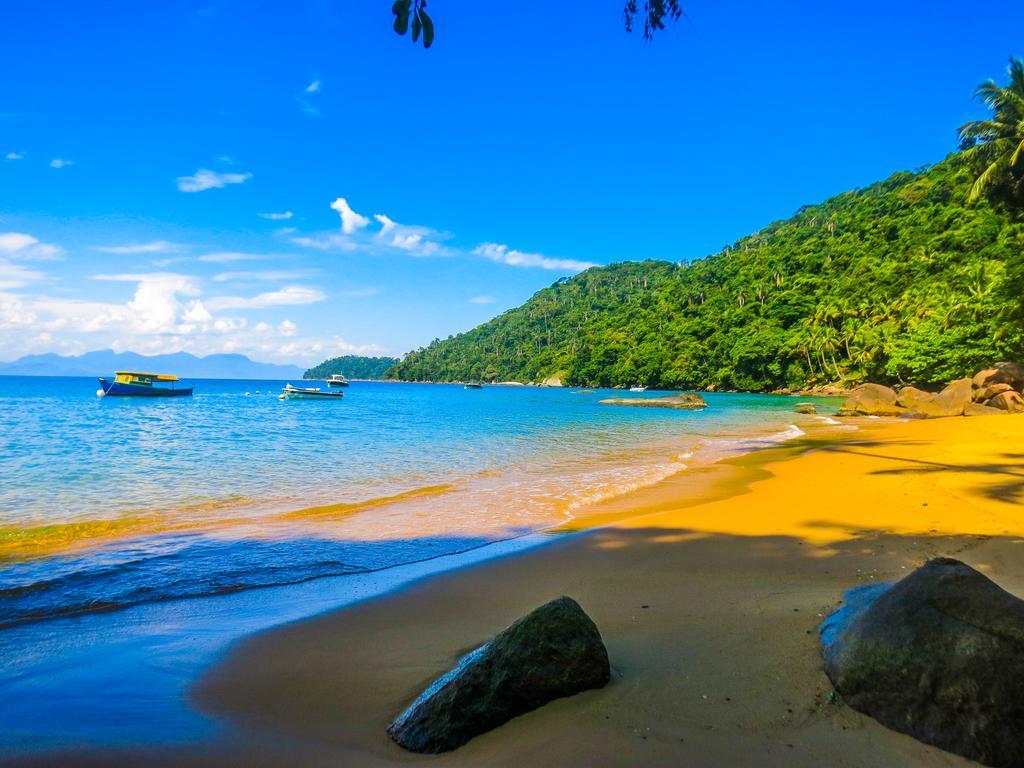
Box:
98;371;192;397
280;384;345;400
326;374;350;387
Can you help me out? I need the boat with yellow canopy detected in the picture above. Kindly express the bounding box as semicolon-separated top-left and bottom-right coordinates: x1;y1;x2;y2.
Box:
97;371;193;397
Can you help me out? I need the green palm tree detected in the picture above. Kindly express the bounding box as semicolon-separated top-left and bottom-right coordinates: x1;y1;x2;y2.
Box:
958;57;1024;204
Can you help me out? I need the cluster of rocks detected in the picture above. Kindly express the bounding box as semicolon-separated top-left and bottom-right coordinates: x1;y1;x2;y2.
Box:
382;567;1024;765
599;393;709;410
837;362;1024;418
823;558;1024;767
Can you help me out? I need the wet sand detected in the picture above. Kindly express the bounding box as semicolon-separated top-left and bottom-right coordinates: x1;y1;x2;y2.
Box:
24;415;1024;766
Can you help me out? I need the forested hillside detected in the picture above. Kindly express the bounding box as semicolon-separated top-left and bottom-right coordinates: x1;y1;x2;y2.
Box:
390;155;1024;391
304;355;399;380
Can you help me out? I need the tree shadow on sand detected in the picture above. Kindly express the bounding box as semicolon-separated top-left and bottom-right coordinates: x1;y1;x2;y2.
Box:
816;442;1024;505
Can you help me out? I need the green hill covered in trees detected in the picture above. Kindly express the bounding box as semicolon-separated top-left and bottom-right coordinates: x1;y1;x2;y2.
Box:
390;154;1024;391
304;355;399;380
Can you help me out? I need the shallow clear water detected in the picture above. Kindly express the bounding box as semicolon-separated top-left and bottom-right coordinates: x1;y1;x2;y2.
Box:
0;377;836;626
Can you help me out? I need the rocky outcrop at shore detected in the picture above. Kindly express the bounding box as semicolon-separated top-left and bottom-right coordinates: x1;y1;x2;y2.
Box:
835;384;906;417
794;403;817;414
822;558;1024;767
599;394;708;410
837;362;1024;418
387;596;610;753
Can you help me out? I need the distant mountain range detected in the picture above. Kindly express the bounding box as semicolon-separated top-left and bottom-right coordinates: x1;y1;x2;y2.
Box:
0;350;305;380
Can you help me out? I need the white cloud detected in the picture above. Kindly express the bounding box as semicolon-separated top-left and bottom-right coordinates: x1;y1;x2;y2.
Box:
0;262;47;290
258;211;293;221
197;252;268;263
206;285;325;310
90;273;202;333
0;232;63;261
469;295;496;304
330;197;370;234
298;80;322;116
373;213;446;256
4;151;23;161
92;240;181;254
176;168;252;192
290;233;357;251
49;158;73;169
0;267;372;365
0;233;41;254
213;269;317;282
473;243;597;272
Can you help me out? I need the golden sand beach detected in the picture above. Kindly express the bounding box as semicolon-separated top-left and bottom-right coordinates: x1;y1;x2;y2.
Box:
40;414;1023;767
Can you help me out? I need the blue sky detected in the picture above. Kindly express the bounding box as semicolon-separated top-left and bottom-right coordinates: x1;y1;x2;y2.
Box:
1;1;1021;364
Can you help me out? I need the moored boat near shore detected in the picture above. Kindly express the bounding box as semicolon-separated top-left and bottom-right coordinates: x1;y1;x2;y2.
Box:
97;371;192;397
280;383;345;400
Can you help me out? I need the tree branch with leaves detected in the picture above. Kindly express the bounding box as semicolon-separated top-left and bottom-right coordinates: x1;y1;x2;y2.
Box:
391;1;684;48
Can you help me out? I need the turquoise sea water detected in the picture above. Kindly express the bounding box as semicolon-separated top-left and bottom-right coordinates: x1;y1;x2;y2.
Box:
0;376;845;755
0;377;836;627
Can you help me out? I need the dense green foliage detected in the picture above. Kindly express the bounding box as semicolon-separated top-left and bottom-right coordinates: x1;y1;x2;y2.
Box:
390;155;1024;391
305;355;399;380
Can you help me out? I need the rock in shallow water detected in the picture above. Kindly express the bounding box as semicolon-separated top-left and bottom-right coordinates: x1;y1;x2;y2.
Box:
599;393;708;410
822;558;1024;767
387;596;610;753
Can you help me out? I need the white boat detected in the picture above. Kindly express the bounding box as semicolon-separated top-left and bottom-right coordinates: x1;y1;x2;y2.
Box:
326;374;350;387
629;385;648;392
280;384;345;400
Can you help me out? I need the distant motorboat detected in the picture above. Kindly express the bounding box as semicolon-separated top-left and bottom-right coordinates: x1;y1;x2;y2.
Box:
464;382;483;389
98;371;192;397
629;385;648;392
326;374;350;387
280;384;345;400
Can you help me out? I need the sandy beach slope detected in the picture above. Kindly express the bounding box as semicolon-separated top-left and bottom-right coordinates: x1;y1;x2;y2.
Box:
37;415;1024;767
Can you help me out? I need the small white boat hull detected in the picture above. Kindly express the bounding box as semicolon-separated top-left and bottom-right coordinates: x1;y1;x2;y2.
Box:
281;385;344;400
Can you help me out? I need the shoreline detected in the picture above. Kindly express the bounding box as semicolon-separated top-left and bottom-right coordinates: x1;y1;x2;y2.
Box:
184;415;1022;766
0;399;827;613
8;413;1022;765
0;411;843;763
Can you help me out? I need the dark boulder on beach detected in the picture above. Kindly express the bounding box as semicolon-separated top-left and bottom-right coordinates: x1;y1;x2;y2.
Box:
822;558;1024;767
387;596;610;753
599;393;708;410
